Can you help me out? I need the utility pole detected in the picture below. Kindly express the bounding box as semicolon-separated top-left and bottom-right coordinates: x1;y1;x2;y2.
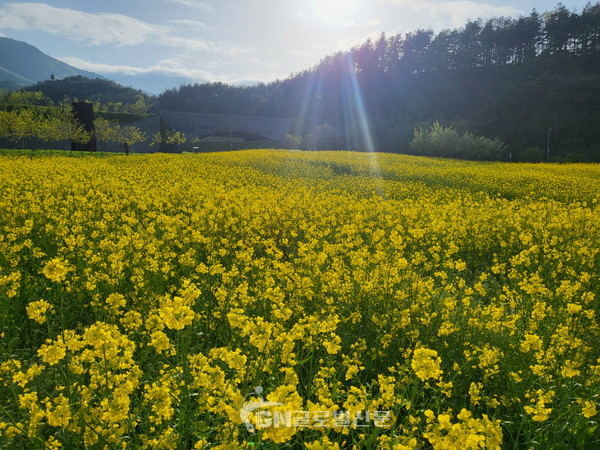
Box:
546;128;552;162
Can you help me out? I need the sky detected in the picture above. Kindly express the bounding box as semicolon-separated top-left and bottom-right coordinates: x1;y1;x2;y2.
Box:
0;0;595;91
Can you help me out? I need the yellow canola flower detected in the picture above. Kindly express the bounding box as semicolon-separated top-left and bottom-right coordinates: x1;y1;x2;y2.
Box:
423;408;502;449
0;151;599;448
524;390;555;422
149;330;172;354
11;363;43;388
411;348;443;382
26;299;53;324
41;257;72;283
159;295;196;330
106;293;126;311
305;435;341;449
578;399;598;418
37;339;67;366
45;394;72;427
259;385;304;444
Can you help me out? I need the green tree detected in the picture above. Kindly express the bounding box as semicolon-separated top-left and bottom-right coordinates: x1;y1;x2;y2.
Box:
120;125;146;155
0;111;11;142
165;130;186;152
94;117;119;153
36;112;58;150
9;109;38;149
0;91;53;107
51;107;88;151
151;129;186;152
149;130;163;148
410;122;507;160
71;124;91;152
149;129;171;151
284;134;303;149
125;96;151;115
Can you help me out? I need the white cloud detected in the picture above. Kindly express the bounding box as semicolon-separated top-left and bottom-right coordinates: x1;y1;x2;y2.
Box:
0;2;172;46
165;0;213;12
58;55;282;84
386;0;523;27
0;2;223;53
58;58;147;75
59;56;208;78
169;19;207;29
157;34;216;51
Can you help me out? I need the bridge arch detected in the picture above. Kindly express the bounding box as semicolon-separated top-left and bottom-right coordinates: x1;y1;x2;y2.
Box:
196;131;276;142
160;111;302;144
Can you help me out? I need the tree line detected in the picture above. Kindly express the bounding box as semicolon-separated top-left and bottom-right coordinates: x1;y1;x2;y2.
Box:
155;3;600;161
0;107;147;154
0;103;198;154
19;76;153;114
0;88;158;154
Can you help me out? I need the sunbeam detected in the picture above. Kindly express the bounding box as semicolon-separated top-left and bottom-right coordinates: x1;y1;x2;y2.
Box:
341;53;385;197
292;51;385;197
292;70;322;141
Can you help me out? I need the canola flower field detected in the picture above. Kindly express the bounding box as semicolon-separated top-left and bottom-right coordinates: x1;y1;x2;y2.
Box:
0;149;599;449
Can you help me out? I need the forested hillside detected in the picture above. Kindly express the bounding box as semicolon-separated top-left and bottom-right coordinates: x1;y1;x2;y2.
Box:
20;76;153;113
155;3;600;161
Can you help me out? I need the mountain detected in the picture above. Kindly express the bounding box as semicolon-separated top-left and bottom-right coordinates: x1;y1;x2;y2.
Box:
0;37;103;89
107;72;205;96
0;64;33;90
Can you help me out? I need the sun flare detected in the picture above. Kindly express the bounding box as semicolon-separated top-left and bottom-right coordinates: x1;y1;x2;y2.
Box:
311;0;361;24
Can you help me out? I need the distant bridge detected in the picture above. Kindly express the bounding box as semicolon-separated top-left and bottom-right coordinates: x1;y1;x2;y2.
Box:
159;111;302;143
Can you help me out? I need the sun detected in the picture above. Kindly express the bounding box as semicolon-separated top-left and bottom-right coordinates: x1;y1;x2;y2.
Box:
316;0;348;18
310;0;361;24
